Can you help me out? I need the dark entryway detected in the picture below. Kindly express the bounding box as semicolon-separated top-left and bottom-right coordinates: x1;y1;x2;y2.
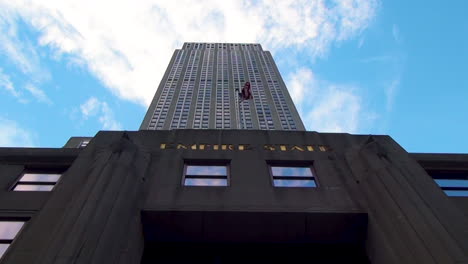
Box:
141;242;370;264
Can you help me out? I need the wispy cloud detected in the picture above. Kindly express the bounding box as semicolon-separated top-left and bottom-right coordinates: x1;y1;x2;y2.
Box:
1;68;52;104
306;86;362;133
392;24;402;44
0;116;36;147
360;51;405;113
287;67;375;133
80;97;122;130
0;67;22;99
0;13;50;83
288;68;316;110
358;37;365;48
384;75;400;112
80;97;101;119
99;102;122;130
0;0;378;107
24;83;52;104
360;55;395;64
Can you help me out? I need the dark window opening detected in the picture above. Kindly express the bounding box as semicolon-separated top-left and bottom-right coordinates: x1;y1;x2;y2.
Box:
141;242;369;264
427;170;468;197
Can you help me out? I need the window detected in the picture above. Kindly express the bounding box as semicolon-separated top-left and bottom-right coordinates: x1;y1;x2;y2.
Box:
269;165;316;187
435;179;468;196
78;140;89;148
0;220;26;259
12;172;62;191
183;163;228;186
429;170;468;197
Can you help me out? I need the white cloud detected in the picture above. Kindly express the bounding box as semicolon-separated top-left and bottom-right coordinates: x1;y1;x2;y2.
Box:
306;86;362;133
288;67;317;109
0;117;35;147
80;96;100;119
24;83;52;104
287;67;373;133
99;102;122;130
80;97;122;130
0;0;378;106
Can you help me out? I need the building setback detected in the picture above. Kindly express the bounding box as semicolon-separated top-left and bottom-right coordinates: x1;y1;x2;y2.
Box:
141;43;305;130
0;130;467;263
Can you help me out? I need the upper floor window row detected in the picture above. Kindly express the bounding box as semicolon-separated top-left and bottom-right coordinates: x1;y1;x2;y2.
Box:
182;162;317;188
184;165;228;186
12;170;64;192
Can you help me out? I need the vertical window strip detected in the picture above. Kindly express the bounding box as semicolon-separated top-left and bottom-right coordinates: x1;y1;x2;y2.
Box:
244;51;274;130
193;49;213;129
259;52;296;130
149;50;186;130
231;51;252;129
170;50;200;129
216;49;230;129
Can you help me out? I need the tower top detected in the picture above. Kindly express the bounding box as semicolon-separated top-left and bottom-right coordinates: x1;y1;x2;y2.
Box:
182;42;263;51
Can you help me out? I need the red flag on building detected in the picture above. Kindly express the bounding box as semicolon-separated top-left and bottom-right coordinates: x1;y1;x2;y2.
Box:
239;82;253;102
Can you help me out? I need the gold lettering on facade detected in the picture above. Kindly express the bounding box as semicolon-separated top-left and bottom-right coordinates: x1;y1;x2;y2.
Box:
177;144;187;149
291;145;304;151
238;144;252;151
264;145;276;151
158;143;331;152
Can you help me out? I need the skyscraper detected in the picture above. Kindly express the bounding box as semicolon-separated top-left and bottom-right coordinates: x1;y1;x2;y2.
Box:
141;43;305;130
0;42;467;264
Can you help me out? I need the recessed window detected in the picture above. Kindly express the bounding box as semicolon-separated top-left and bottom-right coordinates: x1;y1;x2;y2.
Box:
78;140;89;148
183;163;228;186
269;165;316;187
427;170;468;197
434;179;468;196
0;220;26;259
12;172;62;191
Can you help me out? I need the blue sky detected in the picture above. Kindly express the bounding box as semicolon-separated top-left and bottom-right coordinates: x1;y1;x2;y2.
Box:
0;0;467;153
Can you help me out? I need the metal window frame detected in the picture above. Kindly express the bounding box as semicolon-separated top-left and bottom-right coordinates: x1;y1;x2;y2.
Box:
11;170;63;192
267;162;317;188
182;161;230;187
0;218;28;260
